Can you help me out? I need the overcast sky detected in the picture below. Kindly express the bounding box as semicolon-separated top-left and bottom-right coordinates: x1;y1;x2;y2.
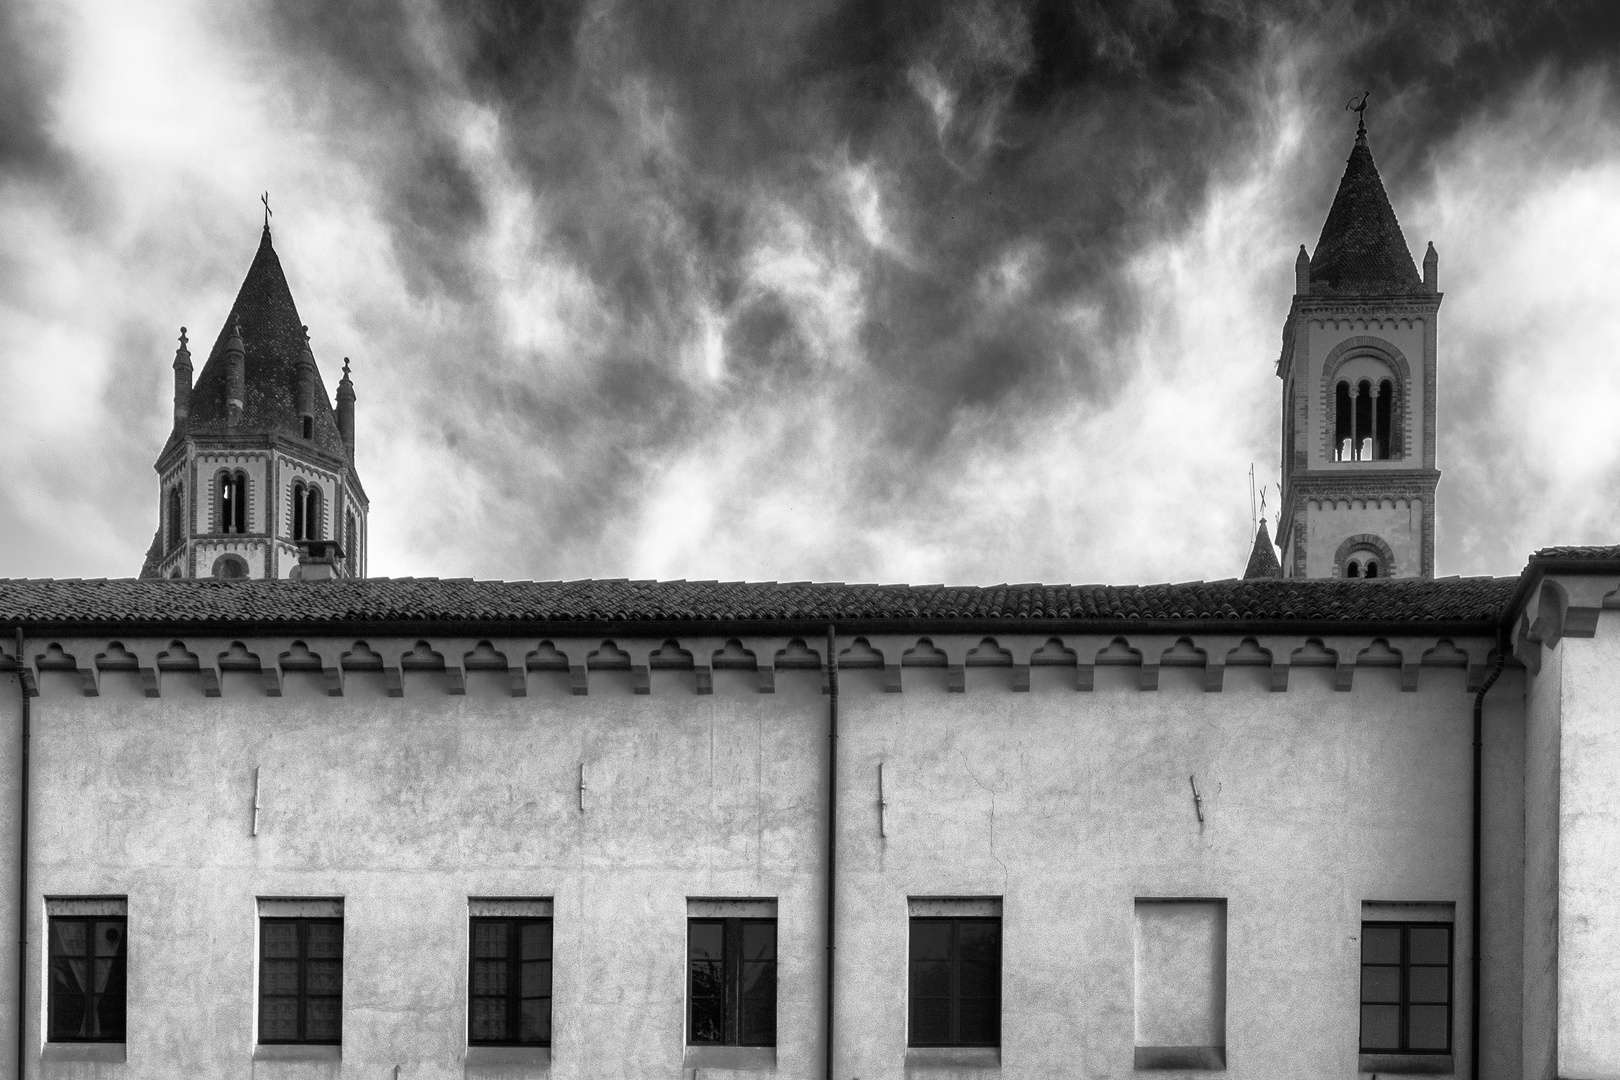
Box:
3;0;1619;585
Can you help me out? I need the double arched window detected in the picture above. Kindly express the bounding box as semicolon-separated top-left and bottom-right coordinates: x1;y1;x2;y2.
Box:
1346;555;1381;579
1334;378;1395;461
165;484;184;549
217;471;248;534
291;480;323;542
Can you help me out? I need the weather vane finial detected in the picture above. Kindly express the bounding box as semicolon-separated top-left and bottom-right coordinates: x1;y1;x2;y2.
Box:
261;191;272;231
1347;91;1370;142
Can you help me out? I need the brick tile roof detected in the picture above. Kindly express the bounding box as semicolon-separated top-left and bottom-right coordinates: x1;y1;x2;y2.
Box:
0;575;1520;634
162;227;347;459
1308;134;1424;296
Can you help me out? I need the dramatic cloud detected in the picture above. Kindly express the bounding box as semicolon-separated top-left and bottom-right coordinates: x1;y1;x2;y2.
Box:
2;0;1619;582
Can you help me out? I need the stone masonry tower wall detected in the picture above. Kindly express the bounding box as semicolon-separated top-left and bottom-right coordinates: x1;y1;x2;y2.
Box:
1276;121;1441;579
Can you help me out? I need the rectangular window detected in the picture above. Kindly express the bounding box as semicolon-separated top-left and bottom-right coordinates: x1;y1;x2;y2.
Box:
687;911;777;1047
469;917;553;1046
908;916;1001;1048
259;917;343;1044
1360;922;1452;1053
47;900;127;1043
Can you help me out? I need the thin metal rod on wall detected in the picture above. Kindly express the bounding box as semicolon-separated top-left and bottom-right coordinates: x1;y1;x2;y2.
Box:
825;623;838;1080
878;761;887;839
251;766;261;836
1471;636;1506;1080
15;627;30;1080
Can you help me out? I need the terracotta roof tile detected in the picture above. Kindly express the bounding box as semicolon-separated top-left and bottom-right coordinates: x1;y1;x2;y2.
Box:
0;576;1519;633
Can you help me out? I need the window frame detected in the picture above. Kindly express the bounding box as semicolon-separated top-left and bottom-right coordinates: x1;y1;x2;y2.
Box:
46;914;127;1043
908;915;1001;1049
258;916;344;1045
1359;921;1453;1055
686;916;777;1048
218;470;247;534
467;915;554;1048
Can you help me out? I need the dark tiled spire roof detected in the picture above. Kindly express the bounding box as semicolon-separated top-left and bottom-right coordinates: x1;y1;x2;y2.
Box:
1308;130;1423;296
163;227;347;457
0;576;1519;635
1243;522;1282;579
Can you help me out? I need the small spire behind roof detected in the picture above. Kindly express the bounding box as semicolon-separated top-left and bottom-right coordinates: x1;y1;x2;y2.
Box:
1244;520;1282;579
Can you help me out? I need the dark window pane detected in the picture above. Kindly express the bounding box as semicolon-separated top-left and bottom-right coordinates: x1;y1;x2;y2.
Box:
51;922;87;957
519;998;551;1043
262;923;298;958
1409;966;1450;1004
470;998;506;1041
473;922;507;959
97;993;126;1040
94;923;123;957
1361;1004;1400;1050
691;959;724;1000
306;960;343;995
959;956;999;997
472;960;507;996
520;922;552;961
1408;1005;1449;1050
689;921;723;961
742;921;776;961
1409;928;1449;966
957;998;999;1046
691;995;725;1044
520;960;550;997
307;923;343;958
261;999;298;1042
48;979;86;1039
1361;966;1401;1003
911;997;950;1045
50;957;85;995
305;997;341;1042
910;959;950;998
1362;928;1401;965
262;960;299;996
739;963;776;1045
910;921;952;961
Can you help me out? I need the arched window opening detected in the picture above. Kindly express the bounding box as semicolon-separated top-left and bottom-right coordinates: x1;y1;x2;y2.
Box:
211;554;248;579
1333;369;1396;462
345;512;358;575
1375;379;1393;460
219;471;247;534
1365;559;1380;579
1346;560;1362;579
1335;381;1353;461
292;481;322;542
166;485;184;549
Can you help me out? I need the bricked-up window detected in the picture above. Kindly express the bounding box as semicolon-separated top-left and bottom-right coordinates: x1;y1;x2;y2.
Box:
909;917;1000;1047
345;512;358;574
260;918;343;1044
688;918;777;1046
469;917;552;1046
165;484;184;549
47;915;126;1042
1361;923;1452;1054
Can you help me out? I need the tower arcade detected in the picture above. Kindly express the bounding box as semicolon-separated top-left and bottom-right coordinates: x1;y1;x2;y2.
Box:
140;223;368;579
1275;117;1441;579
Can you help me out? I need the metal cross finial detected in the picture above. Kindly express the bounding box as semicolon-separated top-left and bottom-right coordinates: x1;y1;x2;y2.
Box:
261;191;272;230
1347;90;1370;139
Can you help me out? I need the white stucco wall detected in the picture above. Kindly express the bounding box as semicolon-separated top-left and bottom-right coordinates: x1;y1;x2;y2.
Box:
0;632;1527;1079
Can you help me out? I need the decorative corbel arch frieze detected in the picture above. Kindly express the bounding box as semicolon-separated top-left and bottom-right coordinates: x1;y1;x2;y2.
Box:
1319;335;1415;463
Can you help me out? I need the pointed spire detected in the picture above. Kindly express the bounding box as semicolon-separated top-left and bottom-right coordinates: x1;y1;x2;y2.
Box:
1294;245;1310;295
336;357;356;460
1243;520;1282;579
1306;121;1422;296
171;327;192;428
1423;241;1439;292
224;321;246;427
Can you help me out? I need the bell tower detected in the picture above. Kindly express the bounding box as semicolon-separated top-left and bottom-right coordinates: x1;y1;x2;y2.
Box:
1275;112;1441;579
140;219;369;579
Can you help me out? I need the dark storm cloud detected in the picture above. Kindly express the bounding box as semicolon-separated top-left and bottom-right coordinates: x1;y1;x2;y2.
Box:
0;1;69;182
243;0;1620;577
